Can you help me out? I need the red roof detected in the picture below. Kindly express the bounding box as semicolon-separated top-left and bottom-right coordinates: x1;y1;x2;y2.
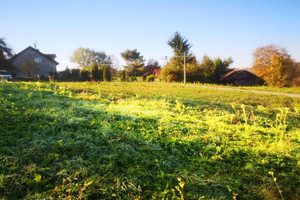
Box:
152;69;161;76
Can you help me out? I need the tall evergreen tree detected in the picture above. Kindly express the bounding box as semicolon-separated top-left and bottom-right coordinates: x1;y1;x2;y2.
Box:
167;32;192;57
102;65;111;81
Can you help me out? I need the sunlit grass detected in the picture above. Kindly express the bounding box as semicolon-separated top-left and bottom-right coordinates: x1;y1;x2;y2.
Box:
0;82;299;199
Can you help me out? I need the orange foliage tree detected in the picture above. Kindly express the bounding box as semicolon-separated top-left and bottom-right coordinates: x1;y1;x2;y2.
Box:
252;45;296;87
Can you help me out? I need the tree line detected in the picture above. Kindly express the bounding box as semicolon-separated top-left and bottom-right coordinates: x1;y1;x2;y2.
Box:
67;32;299;86
67;32;233;84
1;35;299;86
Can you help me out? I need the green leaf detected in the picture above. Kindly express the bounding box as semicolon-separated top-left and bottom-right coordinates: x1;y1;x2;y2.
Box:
34;173;42;183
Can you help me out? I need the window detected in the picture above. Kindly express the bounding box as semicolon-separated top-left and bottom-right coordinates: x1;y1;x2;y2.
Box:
35;58;42;63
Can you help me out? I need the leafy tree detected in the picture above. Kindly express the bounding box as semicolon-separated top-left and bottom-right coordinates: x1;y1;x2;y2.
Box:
291;63;300;87
121;49;145;76
160;57;183;82
160;56;198;82
252;45;295;86
198;56;214;83
198;56;233;83
212;57;233;83
264;56;290;87
19;60;39;78
93;51;111;65
0;38;13;70
186;62;202;82
70;48;111;69
160;54;232;83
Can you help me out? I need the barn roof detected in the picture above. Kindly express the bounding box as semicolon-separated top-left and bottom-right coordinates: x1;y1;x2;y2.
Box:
220;69;259;81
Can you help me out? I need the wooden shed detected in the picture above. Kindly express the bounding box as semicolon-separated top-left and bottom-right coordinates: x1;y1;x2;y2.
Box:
220;70;263;86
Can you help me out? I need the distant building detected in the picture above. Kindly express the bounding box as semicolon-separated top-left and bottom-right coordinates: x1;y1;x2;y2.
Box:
9;46;59;77
220;69;263;86
152;69;161;78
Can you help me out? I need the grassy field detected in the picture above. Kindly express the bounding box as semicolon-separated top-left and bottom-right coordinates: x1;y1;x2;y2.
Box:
0;82;299;199
194;83;300;94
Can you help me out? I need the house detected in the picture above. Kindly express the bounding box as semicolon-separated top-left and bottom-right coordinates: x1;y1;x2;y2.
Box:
220;69;263;86
9;46;59;77
152;69;161;78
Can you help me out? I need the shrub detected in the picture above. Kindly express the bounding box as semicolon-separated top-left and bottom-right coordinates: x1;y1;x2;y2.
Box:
70;69;80;79
291;76;300;87
160;64;182;82
91;64;103;81
81;70;90;81
102;65;111;82
129;76;137;82
142;74;147;82
146;75;155;82
121;70;126;82
49;76;55;82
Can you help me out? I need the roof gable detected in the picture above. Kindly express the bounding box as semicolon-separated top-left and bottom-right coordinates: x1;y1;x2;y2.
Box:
220;70;259;81
10;46;59;65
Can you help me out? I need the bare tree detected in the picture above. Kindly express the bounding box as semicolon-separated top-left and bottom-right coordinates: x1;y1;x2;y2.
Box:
19;60;39;78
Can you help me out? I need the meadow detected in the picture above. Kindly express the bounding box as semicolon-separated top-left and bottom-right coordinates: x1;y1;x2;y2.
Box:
0;82;299;199
191;83;300;94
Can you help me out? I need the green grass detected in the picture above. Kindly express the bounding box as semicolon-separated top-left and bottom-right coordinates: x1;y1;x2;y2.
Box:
0;82;299;199
195;83;300;94
232;86;300;94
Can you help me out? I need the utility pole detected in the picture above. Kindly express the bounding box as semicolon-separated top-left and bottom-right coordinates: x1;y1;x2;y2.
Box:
184;52;186;85
169;53;194;85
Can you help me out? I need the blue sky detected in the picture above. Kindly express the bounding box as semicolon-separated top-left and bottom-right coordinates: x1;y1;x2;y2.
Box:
1;0;300;71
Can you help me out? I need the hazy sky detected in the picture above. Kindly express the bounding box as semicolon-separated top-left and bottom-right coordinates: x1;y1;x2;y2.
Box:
1;0;300;71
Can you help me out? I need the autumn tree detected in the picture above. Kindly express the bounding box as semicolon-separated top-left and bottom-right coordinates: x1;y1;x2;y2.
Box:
121;49;145;76
19;60;39;78
252;45;295;87
70;48;111;69
291;63;300;87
